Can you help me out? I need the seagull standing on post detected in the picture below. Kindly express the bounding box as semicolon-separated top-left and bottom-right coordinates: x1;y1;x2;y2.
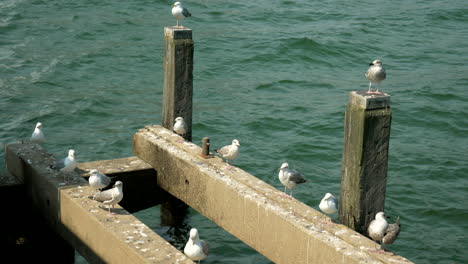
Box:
365;60;386;94
172;2;191;28
278;163;306;197
31;122;45;143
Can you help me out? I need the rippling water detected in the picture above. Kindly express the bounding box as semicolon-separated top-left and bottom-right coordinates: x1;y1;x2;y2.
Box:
1;0;467;263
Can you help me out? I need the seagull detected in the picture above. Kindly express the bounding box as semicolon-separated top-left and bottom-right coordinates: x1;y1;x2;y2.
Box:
278;163;306;197
51;149;77;184
173;116;187;137
368;212;389;250
172;2;191;28
382;216;401;245
365;59;386;94
53;149;77;173
88;169;112;193
30;122;45;143
89;181;123;215
184;228;208;263
319;193;338;215
214;139;240;166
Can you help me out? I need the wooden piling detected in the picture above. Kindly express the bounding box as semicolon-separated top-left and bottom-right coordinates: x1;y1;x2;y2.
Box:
339;91;392;235
162;26;194;142
161;26;193;226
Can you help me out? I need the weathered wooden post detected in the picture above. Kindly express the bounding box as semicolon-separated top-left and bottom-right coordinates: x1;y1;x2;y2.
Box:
162;26;193;141
339;91;392;235
160;26;194;225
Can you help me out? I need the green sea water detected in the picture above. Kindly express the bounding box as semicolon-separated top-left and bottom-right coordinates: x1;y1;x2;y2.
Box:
1;0;467;263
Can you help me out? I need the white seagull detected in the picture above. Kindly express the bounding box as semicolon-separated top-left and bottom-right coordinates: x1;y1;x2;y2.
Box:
88;169;112;193
214;139;240;165
30;122;45;143
53;149;77;173
89;181;123;215
173;116;187;137
172;2;191;27
184;228;208;263
368;212;389;247
319;193;338;215
278;163;306;197
52;149;77;184
365;59;386;94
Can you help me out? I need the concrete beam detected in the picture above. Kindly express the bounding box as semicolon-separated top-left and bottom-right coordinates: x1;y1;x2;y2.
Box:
133;125;413;264
5;143;194;264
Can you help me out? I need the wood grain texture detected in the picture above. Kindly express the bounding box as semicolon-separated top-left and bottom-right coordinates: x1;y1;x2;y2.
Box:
162;26;194;141
339;92;392;236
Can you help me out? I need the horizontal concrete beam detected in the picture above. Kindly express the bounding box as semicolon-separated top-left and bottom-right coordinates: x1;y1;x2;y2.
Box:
5;143;194;264
77;157;168;213
134;125;413;264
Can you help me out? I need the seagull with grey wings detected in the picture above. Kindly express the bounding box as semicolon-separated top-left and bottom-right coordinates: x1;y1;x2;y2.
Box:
30;122;45;144
319;192;338;215
88;169;112;193
214;139;240;168
368;212;388;246
172;2;191;27
365;59;386;94
368;212;401;252
173;116;187;138
51;149;77;184
89;181;123;215
278;163;306;197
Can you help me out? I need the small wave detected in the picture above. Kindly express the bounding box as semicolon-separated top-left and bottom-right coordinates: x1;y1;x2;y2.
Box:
255;79;310;92
30;57;60;83
427;8;468;22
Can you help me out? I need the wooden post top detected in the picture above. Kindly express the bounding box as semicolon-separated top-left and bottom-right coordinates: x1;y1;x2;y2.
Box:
164;26;192;39
349;91;390;110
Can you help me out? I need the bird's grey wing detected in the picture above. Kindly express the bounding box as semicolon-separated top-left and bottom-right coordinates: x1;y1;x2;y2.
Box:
182;7;191;17
91;189;114;203
383;217;400;244
288;170;306;184
53;158;66;170
201;240;209;256
330;196;338;204
99;173;112;188
215;145;230;155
